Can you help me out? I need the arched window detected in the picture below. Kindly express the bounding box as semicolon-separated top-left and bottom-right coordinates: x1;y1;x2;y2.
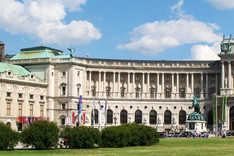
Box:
208;110;213;125
107;109;113;124
120;110;128;124
60;115;66;125
230;106;234;130
179;110;186;124
149;110;157;124
164;110;172;124
91;109;98;124
135;110;142;124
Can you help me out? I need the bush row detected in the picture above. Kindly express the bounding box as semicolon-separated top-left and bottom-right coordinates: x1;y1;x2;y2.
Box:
0;121;159;150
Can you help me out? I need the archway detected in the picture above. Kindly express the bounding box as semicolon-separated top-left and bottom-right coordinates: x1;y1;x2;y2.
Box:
230;106;234;130
179;110;186;124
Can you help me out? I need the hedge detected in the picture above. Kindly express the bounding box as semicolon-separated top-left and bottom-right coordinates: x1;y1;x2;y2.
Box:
60;126;101;149
0;122;19;150
101;124;159;148
21;121;59;150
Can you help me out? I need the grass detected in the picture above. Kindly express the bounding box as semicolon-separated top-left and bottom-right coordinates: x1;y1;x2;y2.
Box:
0;138;233;156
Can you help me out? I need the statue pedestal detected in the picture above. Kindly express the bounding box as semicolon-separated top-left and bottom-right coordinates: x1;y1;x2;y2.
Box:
186;120;207;134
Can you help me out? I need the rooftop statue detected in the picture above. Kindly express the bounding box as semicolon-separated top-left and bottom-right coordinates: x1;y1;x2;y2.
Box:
187;96;204;121
68;48;75;57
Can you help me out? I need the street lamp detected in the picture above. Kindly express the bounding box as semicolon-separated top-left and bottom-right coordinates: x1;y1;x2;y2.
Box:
114;116;117;126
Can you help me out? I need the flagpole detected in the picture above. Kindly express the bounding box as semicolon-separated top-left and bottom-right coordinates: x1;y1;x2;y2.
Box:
93;96;95;128
216;96;218;136
105;99;107;127
99;99;102;131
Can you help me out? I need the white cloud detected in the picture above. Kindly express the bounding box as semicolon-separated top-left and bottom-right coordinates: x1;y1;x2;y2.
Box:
191;42;220;60
0;0;101;46
118;0;222;58
205;0;234;9
117;19;221;55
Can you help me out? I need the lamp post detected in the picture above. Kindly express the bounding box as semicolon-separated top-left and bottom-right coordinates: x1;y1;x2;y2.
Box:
114;116;117;126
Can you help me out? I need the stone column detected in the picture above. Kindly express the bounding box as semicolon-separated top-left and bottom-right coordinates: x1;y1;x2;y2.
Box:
200;73;204;99
118;72;120;97
89;71;92;96
132;72;135;97
186;73;189;98
191;73;194;97
99;71;101;97
147;73;150;98
171;73;174;98
142;73;145;98
176;73;179;98
156;73;159;98
221;61;225;89
103;72;106;97
228;61;232;89
205;73;209;99
161;73;164;99
128;72;130;98
113;72;116;97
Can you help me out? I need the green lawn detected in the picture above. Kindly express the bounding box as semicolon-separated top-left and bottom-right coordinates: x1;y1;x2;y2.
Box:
0;138;233;156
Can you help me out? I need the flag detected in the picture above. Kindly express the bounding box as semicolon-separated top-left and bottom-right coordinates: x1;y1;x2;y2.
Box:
105;99;107;126
213;96;217;125
83;113;86;124
17;117;22;123
220;95;226;122
72;112;75;124
79;95;82;123
67;117;70;125
99;100;102;127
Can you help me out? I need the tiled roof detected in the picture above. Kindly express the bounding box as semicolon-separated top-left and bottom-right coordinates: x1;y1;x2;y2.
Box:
0;63;31;76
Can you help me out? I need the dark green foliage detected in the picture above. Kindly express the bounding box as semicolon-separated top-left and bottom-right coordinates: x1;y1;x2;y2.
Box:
60;126;101;149
0;122;19;150
101;124;159;148
21;121;59;150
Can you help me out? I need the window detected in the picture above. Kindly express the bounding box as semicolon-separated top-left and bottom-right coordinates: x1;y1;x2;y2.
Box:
165;88;171;98
136;87;140;98
120;76;125;81
62;86;66;95
40;105;44;117
18;93;23;98
77;87;80;96
180;77;185;82
7;102;11;116
121;88;125;98
30;104;33;116
18;103;22;116
164;110;172;124
165;76;170;82
136;76;139;82
77;71;80;77
149;110;157;124
150;88;155;98
62;72;66;77
40;95;44;100
106;87;111;97
179;110;186;124
61;118;65;125
180;88;185;98
107;109;113;124
91;109;98;124
62;103;66;109
6;92;11;97
120;110;128;124
135;110;142;124
29;94;34;99
106;75;110;81
150;77;155;82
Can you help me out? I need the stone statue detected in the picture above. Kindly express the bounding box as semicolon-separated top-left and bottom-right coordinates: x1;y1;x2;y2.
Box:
68;48;75;57
188;96;204;121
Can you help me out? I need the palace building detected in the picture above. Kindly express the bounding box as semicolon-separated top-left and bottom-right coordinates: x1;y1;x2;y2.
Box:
0;36;234;132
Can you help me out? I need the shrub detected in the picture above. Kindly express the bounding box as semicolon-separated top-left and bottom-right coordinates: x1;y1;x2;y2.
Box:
60;126;101;149
21;121;59;150
0;122;19;150
101;124;159;148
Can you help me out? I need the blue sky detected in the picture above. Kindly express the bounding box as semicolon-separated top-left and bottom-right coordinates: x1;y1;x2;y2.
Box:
1;0;234;60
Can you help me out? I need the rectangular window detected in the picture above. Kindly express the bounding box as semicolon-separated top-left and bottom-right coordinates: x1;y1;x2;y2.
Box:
6;92;11;97
40;105;44;117
62;86;66;95
62;72;66;77
30;104;33;116
18;93;23;98
150;77;155;82
40;95;44;100
6;102;11;116
18;103;22;116
62;103;66;109
121;76;125;81
29;94;34;99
